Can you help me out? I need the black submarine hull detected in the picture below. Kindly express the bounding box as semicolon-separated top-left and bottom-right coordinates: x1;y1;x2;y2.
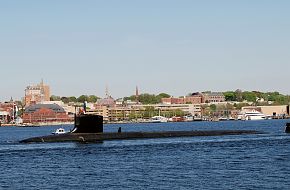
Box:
20;114;261;143
20;130;260;143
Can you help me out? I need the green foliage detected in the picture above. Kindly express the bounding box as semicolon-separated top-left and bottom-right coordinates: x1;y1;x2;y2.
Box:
51;95;99;103
77;95;100;103
142;106;157;118
157;93;171;99
51;90;290;107
139;93;159;104
124;93;171;104
77;95;88;103
68;96;77;102
222;90;290;105
88;95;99;103
223;91;237;101
242;91;257;102
174;109;185;117
234;103;250;110
50;95;61;101
235;89;243;102
209;104;217;112
61;97;69;104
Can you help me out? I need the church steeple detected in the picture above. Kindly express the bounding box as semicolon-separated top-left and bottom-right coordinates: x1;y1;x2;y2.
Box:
105;85;109;98
135;86;139;104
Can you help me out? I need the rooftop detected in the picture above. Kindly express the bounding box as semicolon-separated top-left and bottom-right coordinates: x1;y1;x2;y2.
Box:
25;104;65;113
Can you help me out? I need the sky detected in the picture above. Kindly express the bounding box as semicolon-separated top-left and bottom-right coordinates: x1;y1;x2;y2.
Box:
1;0;290;102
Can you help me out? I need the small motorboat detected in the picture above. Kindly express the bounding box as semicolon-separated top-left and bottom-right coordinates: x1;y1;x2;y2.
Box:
52;128;66;135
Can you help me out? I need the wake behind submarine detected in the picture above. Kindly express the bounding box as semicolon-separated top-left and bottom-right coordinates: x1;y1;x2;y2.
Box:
20;114;262;143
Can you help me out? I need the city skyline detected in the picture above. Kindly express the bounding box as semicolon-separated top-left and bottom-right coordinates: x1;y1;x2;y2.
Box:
1;1;290;102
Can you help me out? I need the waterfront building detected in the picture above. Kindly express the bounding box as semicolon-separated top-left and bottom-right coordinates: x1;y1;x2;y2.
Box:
87;103;202;122
201;92;225;103
0;102;18;123
0;110;9;123
161;97;186;104
258;105;289;116
22;104;72;124
24;80;50;106
139;104;201;117
185;93;203;104
161;92;224;105
242;105;289;116
42;101;76;116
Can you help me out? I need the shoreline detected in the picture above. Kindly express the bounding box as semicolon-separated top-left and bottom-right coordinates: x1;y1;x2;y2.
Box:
1;117;290;127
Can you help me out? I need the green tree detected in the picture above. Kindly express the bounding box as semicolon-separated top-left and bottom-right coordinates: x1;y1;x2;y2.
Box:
173;109;185;117
139;94;158;104
223;91;236;101
124;92;171;104
235;89;243;102
50;95;61;101
87;95;99;103
234;103;250;110
77;95;89;102
210;104;217;112
68;96;77;102
143;106;156;118
242;91;256;102
61;97;70;104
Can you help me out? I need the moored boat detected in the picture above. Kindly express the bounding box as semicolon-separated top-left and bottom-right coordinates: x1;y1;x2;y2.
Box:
151;116;168;123
240;110;266;120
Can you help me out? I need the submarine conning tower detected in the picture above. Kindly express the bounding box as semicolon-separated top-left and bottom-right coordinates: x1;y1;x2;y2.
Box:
71;114;103;133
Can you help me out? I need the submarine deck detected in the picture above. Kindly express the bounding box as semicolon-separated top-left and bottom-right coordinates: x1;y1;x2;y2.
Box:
20;130;261;143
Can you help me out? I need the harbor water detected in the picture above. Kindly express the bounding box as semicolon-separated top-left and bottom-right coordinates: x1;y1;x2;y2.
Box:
1;119;290;189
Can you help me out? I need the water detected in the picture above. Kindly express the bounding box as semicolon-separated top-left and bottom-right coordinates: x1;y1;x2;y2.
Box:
1;120;290;189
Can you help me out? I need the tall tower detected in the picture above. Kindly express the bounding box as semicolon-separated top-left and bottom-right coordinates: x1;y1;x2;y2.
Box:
135;86;139;104
40;79;45;103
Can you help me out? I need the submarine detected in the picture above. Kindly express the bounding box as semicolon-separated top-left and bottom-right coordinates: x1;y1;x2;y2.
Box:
20;114;261;143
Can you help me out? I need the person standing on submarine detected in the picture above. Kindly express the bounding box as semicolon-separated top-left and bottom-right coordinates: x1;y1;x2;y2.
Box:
78;101;87;115
83;101;87;114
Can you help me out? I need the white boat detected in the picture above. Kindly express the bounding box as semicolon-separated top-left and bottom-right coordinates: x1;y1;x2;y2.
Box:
52;128;66;135
151;116;168;123
241;110;266;120
184;115;194;122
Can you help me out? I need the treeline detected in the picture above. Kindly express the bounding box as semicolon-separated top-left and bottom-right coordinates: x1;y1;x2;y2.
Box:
223;90;290;105
50;95;100;104
50;90;290;105
50;93;171;104
124;93;171;104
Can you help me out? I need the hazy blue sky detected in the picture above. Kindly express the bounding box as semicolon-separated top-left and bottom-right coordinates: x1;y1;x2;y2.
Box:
1;0;290;101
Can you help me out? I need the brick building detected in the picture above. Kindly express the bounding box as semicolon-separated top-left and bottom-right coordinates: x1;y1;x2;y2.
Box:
25;80;50;106
23;104;72;124
185;93;203;104
161;97;185;104
202;92;225;103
